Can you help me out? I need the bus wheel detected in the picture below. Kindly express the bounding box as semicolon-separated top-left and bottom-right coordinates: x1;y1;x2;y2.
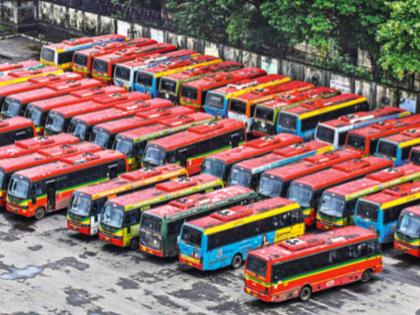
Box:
361;270;372;283
129;238;139;251
35;207;46;220
299;285;312;302
231;254;243;269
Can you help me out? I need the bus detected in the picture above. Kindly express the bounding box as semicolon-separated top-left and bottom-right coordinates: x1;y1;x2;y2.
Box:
0;60;42;74
158;61;243;103
114;49;199;90
0;133;80;160
376;128;420;166
99;173;223;249
72;38;157;77
139;186;258;258
204;74;291;118
1;78;103;119
134;55;223;97
44;92;150;135
345;114;420;156
91;105;192;149
411;146;420;164
202;133;303;182
0;72;83;107
227;81;315;133
67;164;188;236
228;141;334;190
24;85;126;134
278;94;369;140
179;68;266;111
114;112;216;170
394;205;420;257
317;162;420;230
244;226;382;303
0;66;64;87
354;182;420;244
0;117;36;147
143;119;246;175
315;107;411;149
0;142;101;208
6;150;127;220
178;197;304;271
258;149;362;198
92;43;178;84
253;87;339;136
40;34;126;70
287;156;393;226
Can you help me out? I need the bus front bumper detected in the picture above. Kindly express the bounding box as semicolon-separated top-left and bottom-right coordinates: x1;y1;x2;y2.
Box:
67;220;92;236
394;240;420;257
99;232;124;247
6;203;34;217
139;244;164;257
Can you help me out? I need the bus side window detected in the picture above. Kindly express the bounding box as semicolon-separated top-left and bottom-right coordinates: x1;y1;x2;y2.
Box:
369;139;378;154
338;132;347;146
383;206;402;224
344;200;357;216
58;51;74;64
366;240;380;256
301;117;318;132
291;209;304;224
401;147;411;161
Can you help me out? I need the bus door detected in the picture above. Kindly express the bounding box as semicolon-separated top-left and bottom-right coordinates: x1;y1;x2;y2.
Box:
108;163;119;179
45;179;56;212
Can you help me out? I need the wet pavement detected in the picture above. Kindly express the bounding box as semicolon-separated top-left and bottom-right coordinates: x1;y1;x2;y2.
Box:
0;210;419;315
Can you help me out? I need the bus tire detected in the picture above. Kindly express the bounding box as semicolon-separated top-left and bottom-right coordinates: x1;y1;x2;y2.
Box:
360;269;372;283
35;207;46;220
299;285;312;302
231;254;243;269
129;238;139;251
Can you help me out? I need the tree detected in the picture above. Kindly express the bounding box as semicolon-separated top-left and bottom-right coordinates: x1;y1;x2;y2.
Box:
377;0;420;80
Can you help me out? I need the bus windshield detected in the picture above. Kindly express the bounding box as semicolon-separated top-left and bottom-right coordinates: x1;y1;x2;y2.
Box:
140;213;162;233
278;113;297;131
255;106;274;122
92;59;108;74
316;125;335;145
136;72;153;87
73;53;88;67
202;159;225;179
397;212;420;237
246;255;268;279
160;78;177;93
319;192;346;217
181;225;202;247
71;122;87;140
115;138;134;157
93;131;110;148
356;201;379;222
102;203;124;229
377;140;397;159
181;86;198;100
229;167;252;187
114;65;130;81
2;98;22;118
206;92;224;109
25;106;43;126
68;194;92;217
347;134;366;151
8;177;30;200
41;47;55;62
144;145;166;166
46;113;65;133
258;175;283;197
287;183;312;208
230;99;246;114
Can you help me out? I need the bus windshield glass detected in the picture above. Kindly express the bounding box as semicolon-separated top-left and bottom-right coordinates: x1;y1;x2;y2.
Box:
316;125;335;144
93;131;110;148
140;214;162;233
230;99;246;114
181;86;198;100
144;145;166;166
288;183;312;208
136;72;153;87
114;66;130;81
347;134;366;151
73;53;88;67
25;106;43;126
41;47;55;62
2;98;22;117
246;255;267;279
8;177;30;200
356;201;379;222
202;159;225;178
255;106;274;122
102;204;124;229
46;113;65;133
181;225;202;247
278;113;297;131
377;140;398;159
397;212;420;237
229;167;252;187
71;123;87;140
206;92;224;109
93;59;108;74
319;192;346;217
115;138;134;157
160;78;177;93
68;194;92;217
258;175;283;197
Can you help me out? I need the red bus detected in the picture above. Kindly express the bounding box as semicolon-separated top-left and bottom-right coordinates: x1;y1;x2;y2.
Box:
0;142;100;207
0;72;83;106
0;60;41;74
24;85;126;134
228;141;334;190
0;133;80;160
244;226;382;302
158;61;243;103
0;117;36;147
345;114;420;156
179;67;266;111
44;92;150;135
143;119;246;174
202;133;303;182
114;112;215;170
287;156;393;225
1;78;103;118
72;38;156;77
258;149;362;198
410;146;420;164
0;66;64;87
6;150;127;219
92;43;178;84
91;105;193;149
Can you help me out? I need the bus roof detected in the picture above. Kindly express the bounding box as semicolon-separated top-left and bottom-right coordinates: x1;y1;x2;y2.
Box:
72;108;133;126
378;128;420;145
249;226;376;262
164;61;243;81
147;186;255;219
0;66;63;84
43;34;126;51
15;150;125;181
291;156;393;190
0;59;41;72
118;49;196;69
140;55;219;75
403;205;420;216
0;117;33;133
187;197;299;230
359;182;420;206
116;98;173;114
75;38;156;56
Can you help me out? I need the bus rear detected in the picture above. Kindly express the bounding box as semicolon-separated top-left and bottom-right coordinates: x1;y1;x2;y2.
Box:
394;206;420;257
0;117;35;147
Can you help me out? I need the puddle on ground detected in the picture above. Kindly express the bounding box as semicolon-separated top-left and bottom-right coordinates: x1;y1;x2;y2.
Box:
14;222;35;232
0;265;44;280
